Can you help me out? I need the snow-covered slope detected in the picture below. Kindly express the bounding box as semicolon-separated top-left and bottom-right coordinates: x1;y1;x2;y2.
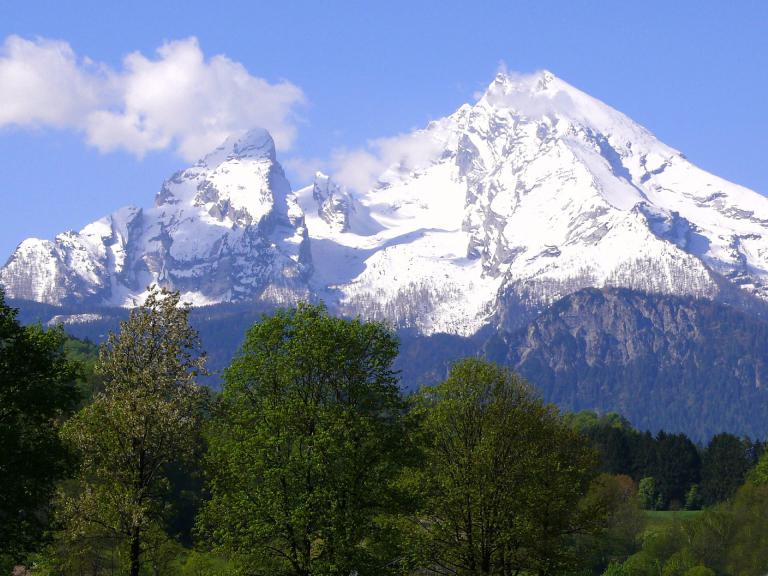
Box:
297;71;768;334
0;129;311;306
4;71;768;336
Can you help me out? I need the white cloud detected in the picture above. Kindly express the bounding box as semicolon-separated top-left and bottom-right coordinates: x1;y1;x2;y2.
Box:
478;63;578;119
0;36;104;129
0;35;305;160
330;129;447;192
280;156;328;186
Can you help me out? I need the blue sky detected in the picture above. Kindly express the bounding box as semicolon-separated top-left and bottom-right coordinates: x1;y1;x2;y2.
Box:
1;1;767;259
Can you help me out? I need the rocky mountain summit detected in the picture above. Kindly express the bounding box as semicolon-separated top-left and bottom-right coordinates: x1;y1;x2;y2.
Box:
1;129;311;307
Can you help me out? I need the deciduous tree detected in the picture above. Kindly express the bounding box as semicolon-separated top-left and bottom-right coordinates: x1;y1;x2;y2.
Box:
58;286;206;576
401;358;605;575
0;290;80;570
201;303;406;576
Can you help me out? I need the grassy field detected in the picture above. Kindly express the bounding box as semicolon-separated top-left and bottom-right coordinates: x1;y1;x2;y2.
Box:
644;510;703;532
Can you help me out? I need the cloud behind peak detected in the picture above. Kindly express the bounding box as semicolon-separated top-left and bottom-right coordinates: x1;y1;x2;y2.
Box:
0;35;305;161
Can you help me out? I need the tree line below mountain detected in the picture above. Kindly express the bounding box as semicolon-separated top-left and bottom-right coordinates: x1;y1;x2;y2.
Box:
3;287;768;575
13;287;768;442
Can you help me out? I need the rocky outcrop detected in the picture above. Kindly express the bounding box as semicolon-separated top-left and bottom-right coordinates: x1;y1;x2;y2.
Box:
487;288;768;439
311;172;354;232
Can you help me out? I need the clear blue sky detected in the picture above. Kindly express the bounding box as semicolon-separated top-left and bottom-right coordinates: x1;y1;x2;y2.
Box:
1;1;767;259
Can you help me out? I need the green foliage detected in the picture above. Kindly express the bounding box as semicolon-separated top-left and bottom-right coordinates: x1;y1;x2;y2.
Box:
0;290;80;570
621;523;688;576
722;484;768;576
603;561;629;576
700;433;752;505
637;478;660;511
684;485;702;511
14;287;768;439
615;481;768;576
574;415;707;510
575;414;766;512
201;303;406;576
566;411;632;434
21;542;238;576
56;286;207;576
172;549;238;575
400;358;606;575
581;474;645;573
63;336;102;404
7;293;766;574
682;566;715;576
622;550;658;576
747;449;768;486
653;433;701;509
661;549;695;576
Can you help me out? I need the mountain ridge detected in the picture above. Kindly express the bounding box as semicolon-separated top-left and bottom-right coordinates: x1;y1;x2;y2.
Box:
4;70;768;339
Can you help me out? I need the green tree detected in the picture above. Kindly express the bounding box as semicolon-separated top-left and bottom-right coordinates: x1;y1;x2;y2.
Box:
588;423;635;476
614;496;738;575
637;477;659;510
747;449;768;486
662;550;695;576
0;290;80;570
683;566;715;576
580;474;645;573
201;303;406;576
683;508;732;574
57;286;207;576
622;551;657;576
631;523;686;575
723;484;768;576
684;485;702;511
603;561;629;576
653;432;700;509
63;336;103;405
701;433;750;505
402;358;606;575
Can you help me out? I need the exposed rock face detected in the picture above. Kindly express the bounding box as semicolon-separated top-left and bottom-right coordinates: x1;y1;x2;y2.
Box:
9;71;768;439
291;71;768;335
311;172;355;232
13;286;768;440
486;288;768;439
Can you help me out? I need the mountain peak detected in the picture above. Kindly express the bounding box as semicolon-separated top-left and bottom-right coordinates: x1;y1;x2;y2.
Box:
200;128;276;167
477;69;580;120
492;69;556;91
5;70;768;342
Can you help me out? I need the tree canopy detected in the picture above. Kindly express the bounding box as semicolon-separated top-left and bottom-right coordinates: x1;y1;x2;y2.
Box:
0;290;80;570
56;286;207;576
201;303;407;576
400;358;606;575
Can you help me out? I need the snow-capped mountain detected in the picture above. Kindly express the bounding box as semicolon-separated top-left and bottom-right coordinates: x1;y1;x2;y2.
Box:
295;71;768;334
4;70;768;336
0;129;311;307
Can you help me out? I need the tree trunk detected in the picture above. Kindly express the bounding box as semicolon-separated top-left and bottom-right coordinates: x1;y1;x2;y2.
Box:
129;525;141;576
